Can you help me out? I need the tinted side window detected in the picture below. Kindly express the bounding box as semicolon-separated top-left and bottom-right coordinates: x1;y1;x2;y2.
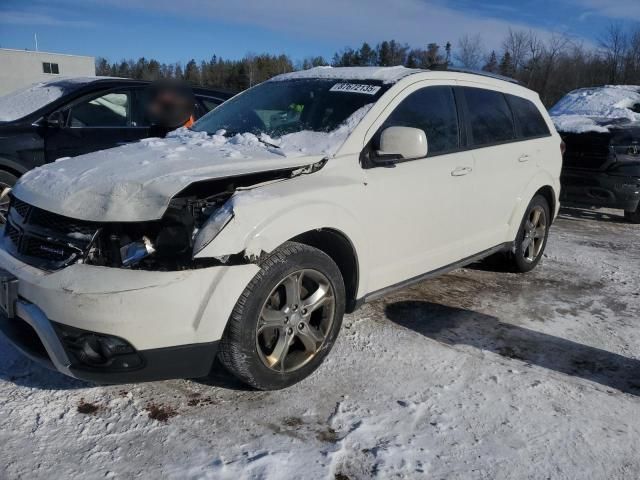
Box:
382;86;459;156
507;95;550;139
69;91;130;127
463;88;515;146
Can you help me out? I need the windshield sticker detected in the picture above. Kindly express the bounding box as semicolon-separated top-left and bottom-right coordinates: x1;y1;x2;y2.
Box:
330;83;381;95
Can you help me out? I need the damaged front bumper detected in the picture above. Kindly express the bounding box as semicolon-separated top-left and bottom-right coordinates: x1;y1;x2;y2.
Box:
560;169;640;211
0;242;259;383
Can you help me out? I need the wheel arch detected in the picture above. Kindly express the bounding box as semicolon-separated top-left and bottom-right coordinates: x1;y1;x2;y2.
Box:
0;157;28;180
535;185;557;222
290;228;360;313
507;172;559;240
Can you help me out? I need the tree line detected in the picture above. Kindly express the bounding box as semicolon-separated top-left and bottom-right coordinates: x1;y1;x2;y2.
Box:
96;23;640;106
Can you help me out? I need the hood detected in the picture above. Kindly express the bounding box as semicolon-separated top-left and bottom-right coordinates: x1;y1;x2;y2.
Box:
551;85;640;134
12;129;324;222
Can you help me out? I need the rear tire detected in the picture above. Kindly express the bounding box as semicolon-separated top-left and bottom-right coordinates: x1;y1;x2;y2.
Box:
508;195;551;273
624;205;640;224
218;242;345;390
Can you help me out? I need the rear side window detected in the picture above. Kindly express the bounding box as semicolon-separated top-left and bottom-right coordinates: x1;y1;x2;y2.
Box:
382;86;459;156
463;88;515;146
507;95;550;139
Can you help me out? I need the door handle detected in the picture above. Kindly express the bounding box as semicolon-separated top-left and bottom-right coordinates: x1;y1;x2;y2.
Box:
451;166;472;177
518;154;531;162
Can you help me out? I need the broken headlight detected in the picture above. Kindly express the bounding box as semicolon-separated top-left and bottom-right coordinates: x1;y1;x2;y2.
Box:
192;202;234;256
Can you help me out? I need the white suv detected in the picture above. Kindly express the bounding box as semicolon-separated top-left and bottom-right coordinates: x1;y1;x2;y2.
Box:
0;67;562;389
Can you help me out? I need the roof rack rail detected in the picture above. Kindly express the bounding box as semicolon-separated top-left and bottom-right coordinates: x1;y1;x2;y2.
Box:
428;64;522;85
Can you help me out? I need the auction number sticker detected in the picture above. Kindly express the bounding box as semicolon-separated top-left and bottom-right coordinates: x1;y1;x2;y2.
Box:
330;83;381;95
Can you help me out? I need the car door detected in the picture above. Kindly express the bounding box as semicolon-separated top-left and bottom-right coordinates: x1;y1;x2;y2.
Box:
361;83;479;292
44;88;149;161
456;85;529;248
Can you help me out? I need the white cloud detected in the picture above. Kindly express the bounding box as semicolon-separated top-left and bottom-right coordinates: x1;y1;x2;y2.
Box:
570;0;640;21
87;0;573;50
0;10;94;28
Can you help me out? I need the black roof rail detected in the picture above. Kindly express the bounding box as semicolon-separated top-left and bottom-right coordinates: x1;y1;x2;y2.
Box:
428;64;522;85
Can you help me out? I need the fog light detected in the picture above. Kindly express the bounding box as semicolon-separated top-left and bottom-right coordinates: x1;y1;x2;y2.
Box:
55;323;143;370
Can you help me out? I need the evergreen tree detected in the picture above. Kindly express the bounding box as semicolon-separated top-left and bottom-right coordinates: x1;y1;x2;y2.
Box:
184;59;200;84
499;51;514;77
378;41;392;66
483;51;499;73
358;42;377;66
95;57;110;76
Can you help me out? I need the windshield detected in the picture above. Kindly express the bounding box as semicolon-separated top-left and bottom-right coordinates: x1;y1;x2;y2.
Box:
0;77;97;122
192;79;389;137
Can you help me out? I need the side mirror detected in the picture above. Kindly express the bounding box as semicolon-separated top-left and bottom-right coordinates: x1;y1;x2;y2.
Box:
377;126;428;162
45;111;65;128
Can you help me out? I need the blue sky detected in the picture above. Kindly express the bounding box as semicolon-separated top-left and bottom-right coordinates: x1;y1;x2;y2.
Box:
1;0;639;65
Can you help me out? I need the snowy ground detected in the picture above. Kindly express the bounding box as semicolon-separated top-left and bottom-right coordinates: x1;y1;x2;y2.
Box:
1;206;639;480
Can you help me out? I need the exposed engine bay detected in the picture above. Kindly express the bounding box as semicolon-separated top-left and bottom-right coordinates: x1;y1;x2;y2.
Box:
2;164;324;272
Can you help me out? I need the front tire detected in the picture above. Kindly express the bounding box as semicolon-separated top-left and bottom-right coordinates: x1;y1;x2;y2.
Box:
218;242;345;390
508;195;551;273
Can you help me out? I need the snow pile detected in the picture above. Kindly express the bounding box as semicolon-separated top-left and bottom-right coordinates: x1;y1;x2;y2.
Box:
169;102;372;157
271;66;422;84
12;105;372;222
550;85;640;133
0;76;117;122
259;102;373;155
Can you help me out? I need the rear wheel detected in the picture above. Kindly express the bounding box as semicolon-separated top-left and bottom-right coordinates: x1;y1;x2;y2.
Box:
508;195;551;273
624;205;640;224
218;242;345;390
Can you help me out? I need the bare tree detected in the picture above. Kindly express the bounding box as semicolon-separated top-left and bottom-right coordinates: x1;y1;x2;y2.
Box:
538;33;571;103
455;34;484;69
600;23;628;83
502;29;529;72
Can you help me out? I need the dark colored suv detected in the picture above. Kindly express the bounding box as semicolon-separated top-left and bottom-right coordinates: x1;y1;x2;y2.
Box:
0;77;233;190
550;85;640;223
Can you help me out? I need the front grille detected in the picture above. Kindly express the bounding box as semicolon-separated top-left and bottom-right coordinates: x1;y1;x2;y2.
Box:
3;197;99;270
11;198;31;218
30;209;97;236
562;132;612;171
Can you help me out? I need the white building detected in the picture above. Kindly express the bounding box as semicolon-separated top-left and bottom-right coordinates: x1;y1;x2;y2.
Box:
0;48;95;96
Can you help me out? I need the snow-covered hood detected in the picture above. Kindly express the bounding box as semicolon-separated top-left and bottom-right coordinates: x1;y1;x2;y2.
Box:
12;103;372;222
11;130;329;222
550;85;640;134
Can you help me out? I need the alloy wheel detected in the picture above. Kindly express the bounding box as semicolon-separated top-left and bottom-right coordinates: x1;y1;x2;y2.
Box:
256;269;336;373
522;206;547;262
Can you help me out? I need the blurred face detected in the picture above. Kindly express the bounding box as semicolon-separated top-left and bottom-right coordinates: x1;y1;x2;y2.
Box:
146;83;195;128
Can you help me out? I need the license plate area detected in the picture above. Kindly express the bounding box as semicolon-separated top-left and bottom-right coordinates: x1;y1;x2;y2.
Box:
0;269;18;318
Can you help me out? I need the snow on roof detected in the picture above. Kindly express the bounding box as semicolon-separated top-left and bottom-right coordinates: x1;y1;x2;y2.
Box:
0;76;120;122
550;85;640;133
270;66;423;84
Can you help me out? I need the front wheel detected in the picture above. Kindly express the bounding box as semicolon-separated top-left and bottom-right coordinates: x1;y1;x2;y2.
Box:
218;242;345;390
508;195;551;273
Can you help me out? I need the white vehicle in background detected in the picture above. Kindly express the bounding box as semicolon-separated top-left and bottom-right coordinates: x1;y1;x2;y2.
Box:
0;66;562;390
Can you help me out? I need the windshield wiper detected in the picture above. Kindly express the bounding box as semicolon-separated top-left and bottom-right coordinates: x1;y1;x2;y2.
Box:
219;129;281;149
256;135;281;149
